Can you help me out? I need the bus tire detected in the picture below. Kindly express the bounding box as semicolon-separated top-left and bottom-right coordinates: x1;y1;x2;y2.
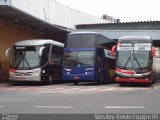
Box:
74;81;78;85
145;82;152;87
98;75;104;85
49;74;55;84
119;82;126;86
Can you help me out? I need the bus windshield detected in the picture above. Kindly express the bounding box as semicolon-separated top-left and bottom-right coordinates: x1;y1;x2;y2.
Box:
10;46;41;69
117;50;152;69
134;51;152;68
64;51;95;68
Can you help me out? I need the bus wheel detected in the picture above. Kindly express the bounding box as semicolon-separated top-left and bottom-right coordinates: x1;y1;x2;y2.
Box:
151;72;155;84
49;75;55;84
74;81;78;85
119;82;126;86
145;83;152;87
98;76;104;85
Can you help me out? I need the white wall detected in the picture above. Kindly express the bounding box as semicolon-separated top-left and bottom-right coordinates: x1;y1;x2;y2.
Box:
10;0;108;29
0;0;11;5
11;0;47;21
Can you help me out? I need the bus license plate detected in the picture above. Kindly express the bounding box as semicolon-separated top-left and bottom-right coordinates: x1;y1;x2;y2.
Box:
17;77;26;80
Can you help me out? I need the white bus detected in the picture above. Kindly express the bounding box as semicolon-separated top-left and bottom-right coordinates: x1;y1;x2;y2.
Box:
6;39;64;82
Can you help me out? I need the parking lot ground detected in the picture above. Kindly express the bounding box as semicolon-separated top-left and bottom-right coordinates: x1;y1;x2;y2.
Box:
0;81;152;95
0;81;160;115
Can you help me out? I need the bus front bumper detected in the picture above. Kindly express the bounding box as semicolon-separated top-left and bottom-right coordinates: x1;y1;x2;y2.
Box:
62;74;97;81
115;71;153;83
9;74;41;82
9;69;41;82
115;77;152;83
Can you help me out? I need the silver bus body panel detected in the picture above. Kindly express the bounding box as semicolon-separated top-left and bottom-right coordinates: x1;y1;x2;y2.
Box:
9;68;41;81
14;39;64;47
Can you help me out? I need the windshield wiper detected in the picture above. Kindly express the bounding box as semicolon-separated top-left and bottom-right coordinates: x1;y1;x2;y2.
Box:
134;57;142;69
15;53;25;68
66;60;77;68
15;52;31;69
24;57;31;69
123;56;131;69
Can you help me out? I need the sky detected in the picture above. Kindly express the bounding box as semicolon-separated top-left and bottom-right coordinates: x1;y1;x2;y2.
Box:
54;0;160;22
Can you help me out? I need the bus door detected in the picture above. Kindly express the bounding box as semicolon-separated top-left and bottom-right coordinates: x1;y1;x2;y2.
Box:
41;45;50;81
97;48;110;82
50;46;63;80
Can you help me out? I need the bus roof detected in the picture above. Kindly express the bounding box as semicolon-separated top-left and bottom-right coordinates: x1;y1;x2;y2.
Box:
67;32;116;48
68;31;100;35
119;36;152;41
14;39;64;47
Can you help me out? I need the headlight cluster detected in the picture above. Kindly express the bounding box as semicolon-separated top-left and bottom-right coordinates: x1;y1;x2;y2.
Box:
33;68;41;75
63;69;71;74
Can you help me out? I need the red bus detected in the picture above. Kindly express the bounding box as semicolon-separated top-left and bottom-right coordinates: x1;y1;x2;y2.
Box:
112;36;155;86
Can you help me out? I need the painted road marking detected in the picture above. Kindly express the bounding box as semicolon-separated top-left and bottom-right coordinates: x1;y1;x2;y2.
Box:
84;88;98;91
105;106;144;109
123;88;133;91
97;88;115;92
35;106;73;109
0;106;5;108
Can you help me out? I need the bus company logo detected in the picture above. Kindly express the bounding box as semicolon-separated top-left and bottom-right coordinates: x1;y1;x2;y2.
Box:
20;72;25;76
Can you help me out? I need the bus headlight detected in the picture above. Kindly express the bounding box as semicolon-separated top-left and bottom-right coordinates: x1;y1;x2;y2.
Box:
33;68;41;75
42;70;45;73
63;69;71;75
67;72;70;74
64;68;71;72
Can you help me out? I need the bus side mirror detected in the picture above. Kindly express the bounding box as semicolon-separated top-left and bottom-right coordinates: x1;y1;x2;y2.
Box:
152;47;155;57
111;45;117;56
39;47;45;56
6;48;12;57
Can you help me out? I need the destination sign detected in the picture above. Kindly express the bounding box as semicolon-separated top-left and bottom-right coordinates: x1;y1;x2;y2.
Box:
117;47;133;51
134;43;151;51
120;43;132;47
15;47;25;49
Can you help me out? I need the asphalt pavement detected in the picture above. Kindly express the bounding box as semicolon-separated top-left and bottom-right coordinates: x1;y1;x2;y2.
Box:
0;82;159;120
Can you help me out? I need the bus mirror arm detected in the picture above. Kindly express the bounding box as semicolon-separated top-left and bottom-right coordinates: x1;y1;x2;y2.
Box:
111;45;117;56
6;48;12;57
152;47;155;57
39;47;45;56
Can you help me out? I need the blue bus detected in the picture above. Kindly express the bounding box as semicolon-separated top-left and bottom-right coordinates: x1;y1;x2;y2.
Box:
62;32;117;85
